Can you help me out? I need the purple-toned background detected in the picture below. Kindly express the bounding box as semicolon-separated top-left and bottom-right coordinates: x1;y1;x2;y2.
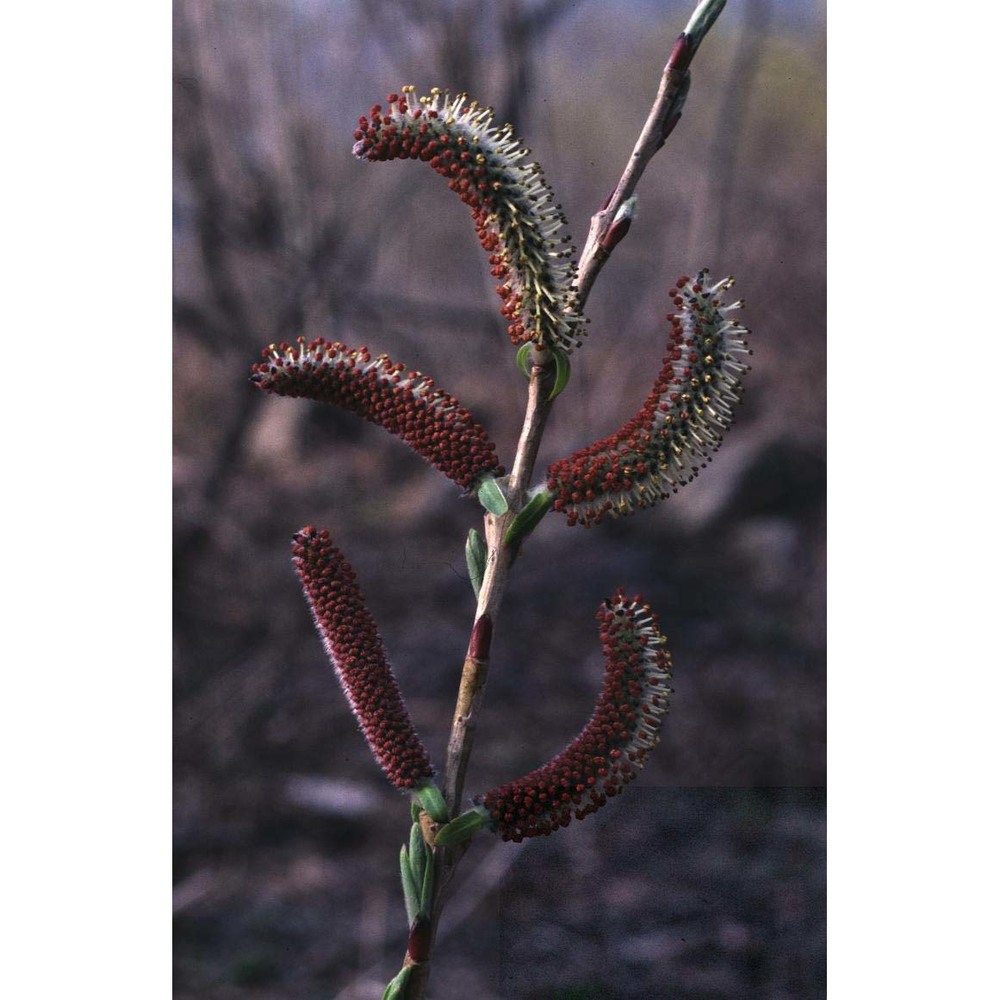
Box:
174;1;825;995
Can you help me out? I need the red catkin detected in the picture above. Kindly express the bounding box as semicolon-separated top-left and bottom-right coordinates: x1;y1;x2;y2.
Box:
352;86;585;352
291;527;434;790
251;337;502;492
477;591;671;842
546;269;751;527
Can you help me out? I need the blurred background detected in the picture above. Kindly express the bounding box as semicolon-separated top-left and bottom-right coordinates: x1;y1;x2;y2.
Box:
174;0;826;995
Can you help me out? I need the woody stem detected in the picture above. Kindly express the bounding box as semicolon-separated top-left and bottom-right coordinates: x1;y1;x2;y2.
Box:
444;350;555;813
575;32;694;307
401;359;554;1000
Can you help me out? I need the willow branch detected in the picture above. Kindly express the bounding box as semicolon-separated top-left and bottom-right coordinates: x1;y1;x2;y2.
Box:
403;360;554;1000
576;0;726;308
401;4;726;995
443;352;555;815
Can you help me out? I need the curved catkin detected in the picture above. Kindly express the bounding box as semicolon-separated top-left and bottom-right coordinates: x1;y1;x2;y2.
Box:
477;591;671;842
352;86;585;353
547;270;752;527
291;527;434;791
251;337;503;492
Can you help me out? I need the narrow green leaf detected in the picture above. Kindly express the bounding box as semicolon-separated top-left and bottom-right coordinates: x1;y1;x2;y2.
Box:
548;347;571;400
415;783;448;823
409;821;427;889
516;341;534;380
503;488;553;551
399;845;420;926
477;476;509;516
382;967;411;1000
433;807;487;848
419;841;435;918
465;528;487;598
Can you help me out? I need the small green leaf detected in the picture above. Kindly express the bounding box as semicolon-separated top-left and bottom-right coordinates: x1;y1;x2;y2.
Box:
409;821;427;888
548;347;571;400
503;487;553;551
399;845;420;926
477;476;509;516
516;341;534;380
415;783;448;823
382;967;411;1000
434;807;487;848
465;528;487;598
419;841;435;917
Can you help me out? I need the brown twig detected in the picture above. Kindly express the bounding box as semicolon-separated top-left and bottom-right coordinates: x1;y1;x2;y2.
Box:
400;3;726;994
442;353;555;816
575;32;693;309
401;358;554;1000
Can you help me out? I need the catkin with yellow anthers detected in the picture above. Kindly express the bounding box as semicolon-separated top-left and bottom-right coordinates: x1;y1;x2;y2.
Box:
353;88;586;353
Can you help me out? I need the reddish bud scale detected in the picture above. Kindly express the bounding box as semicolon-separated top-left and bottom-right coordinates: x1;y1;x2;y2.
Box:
251;337;502;492
668;33;693;74
469;614;493;662
546;270;752;527
477;591;671;842
352;85;585;353
291;527;434;790
601;215;632;252
407;915;433;964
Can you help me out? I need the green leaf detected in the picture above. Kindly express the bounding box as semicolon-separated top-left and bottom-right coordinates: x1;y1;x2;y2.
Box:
516;342;534;380
476;476;509;516
409;821;427;889
433;807;487;848
415;783;448;823
382;967;411;1000
548;347;571;400
503;487;553;551
465;528;487;598
399;845;420;926
419;840;435;917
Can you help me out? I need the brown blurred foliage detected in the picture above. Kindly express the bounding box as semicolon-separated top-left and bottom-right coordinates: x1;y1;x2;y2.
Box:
174;0;825;995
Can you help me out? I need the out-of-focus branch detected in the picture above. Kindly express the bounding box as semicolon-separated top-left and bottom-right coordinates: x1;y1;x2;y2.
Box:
174;2;367;573
499;0;579;131
686;0;769;264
